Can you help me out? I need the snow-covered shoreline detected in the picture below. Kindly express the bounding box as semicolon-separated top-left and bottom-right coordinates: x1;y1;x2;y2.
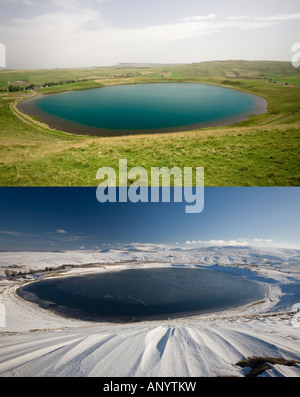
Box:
0;246;299;377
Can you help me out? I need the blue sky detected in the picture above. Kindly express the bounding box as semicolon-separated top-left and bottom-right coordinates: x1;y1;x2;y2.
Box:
0;0;300;68
0;187;299;250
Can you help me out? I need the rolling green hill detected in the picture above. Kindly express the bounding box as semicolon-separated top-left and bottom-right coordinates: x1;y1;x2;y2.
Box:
0;60;299;186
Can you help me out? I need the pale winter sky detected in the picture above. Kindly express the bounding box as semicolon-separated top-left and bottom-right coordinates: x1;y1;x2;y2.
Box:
0;0;300;69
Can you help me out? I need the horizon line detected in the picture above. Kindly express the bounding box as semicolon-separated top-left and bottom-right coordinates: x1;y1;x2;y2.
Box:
0;58;295;72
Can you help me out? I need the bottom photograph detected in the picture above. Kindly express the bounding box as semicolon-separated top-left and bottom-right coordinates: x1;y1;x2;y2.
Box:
0;187;299;379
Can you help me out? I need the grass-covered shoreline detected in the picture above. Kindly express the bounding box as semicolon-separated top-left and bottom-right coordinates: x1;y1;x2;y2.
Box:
0;60;299;186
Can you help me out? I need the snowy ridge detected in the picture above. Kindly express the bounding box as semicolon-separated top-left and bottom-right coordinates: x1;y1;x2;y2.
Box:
0;245;299;276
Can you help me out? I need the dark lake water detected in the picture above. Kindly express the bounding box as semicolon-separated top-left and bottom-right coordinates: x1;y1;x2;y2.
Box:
18;83;267;136
18;268;266;322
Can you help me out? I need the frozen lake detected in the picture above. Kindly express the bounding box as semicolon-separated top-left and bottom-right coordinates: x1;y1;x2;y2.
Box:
18;267;266;322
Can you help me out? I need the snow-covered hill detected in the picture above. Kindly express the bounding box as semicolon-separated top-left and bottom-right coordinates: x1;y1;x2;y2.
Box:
0;246;299;377
0;245;299;275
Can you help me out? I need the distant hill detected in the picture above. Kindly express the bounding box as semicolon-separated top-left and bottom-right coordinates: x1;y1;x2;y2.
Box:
116;62;184;68
172;60;300;83
1;60;299;86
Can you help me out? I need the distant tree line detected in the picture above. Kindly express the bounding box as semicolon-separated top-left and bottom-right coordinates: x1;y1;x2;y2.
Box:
0;83;35;92
42;78;94;87
43;79;77;87
3;263;87;278
0;77;94;93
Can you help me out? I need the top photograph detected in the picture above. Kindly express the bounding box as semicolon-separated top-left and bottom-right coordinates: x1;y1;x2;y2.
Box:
0;0;299;187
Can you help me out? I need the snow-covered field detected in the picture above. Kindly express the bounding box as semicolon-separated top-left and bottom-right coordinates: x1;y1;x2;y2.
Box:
0;245;299;377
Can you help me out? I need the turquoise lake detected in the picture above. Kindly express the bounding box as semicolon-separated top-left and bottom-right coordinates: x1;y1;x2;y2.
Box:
18;267;266;323
19;83;267;136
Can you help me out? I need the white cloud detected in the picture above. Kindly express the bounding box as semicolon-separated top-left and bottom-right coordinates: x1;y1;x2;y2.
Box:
186;239;248;247
52;230;89;243
105;19;220;46
54;235;86;242
2;6;300;68
186;238;274;247
227;13;300;23
0;230;29;237
253;238;273;243
207;239;248;247
227;15;250;21
6;10;298;46
182;14;217;22
225;13;300;30
105;13;300;45
253;13;300;22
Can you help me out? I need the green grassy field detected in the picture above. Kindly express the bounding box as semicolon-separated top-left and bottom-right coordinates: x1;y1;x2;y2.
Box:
0;60;299;186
